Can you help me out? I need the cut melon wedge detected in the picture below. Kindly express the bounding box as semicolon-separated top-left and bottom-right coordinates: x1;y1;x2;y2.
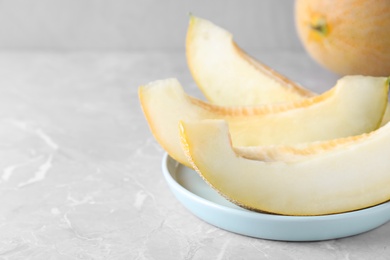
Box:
179;119;390;216
186;15;315;106
186;16;390;125
139;76;389;167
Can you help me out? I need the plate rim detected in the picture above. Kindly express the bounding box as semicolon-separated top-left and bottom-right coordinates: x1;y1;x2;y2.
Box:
162;153;390;240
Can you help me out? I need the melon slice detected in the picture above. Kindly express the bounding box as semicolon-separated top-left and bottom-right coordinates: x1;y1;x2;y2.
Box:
186;15;315;106
186;15;390;125
139;76;389;167
179;119;390;216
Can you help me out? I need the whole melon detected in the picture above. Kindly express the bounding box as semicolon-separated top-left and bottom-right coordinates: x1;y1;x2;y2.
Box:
295;0;390;76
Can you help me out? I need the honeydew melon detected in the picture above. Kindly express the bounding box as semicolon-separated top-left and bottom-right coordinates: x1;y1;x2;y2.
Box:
295;0;390;76
186;15;390;125
179;119;390;215
186;15;315;106
139;76;389;167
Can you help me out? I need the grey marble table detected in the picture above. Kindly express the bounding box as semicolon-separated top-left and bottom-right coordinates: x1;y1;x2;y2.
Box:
0;51;389;259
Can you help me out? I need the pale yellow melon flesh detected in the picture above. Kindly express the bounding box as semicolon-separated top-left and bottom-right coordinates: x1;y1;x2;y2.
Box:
186;15;390;125
139;76;389;167
381;105;390;126
186;15;315;106
234;132;371;162
179;119;390;216
237;111;390;163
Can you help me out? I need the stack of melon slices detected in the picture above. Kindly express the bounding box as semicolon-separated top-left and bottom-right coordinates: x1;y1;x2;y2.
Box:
139;15;390;216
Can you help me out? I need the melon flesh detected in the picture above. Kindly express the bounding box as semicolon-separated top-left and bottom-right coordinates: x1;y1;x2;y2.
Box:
234;133;370;162
139;76;389;167
186;15;315;106
179;119;390;216
186;16;390;125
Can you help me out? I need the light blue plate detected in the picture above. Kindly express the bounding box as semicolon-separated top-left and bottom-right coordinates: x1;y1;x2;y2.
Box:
162;154;390;241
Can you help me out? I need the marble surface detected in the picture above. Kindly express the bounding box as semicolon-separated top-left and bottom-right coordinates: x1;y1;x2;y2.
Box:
0;51;389;259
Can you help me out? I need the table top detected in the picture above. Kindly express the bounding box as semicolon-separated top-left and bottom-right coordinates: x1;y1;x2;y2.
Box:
1;51;389;259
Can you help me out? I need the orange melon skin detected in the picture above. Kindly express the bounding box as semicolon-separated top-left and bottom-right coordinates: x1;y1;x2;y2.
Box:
295;0;390;76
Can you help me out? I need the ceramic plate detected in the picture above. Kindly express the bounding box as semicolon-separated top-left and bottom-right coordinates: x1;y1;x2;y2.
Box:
162;153;390;241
